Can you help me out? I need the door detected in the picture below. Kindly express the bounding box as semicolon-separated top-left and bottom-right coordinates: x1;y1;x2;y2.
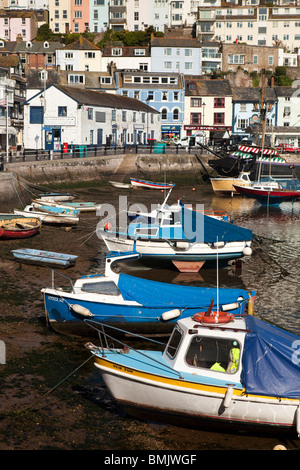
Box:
97;129;103;147
44;129;53;150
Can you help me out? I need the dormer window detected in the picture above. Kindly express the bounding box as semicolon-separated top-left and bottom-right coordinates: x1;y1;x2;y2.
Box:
44;41;49;48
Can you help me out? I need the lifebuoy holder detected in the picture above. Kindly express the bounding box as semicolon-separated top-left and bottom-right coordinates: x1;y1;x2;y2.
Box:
192;298;235;325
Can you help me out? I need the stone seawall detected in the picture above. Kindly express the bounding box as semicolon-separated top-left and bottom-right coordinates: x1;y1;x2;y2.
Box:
0;153;211;211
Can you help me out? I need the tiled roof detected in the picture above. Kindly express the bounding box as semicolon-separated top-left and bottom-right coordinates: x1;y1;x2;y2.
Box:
185;79;232;96
151;37;202;48
53;85;159;112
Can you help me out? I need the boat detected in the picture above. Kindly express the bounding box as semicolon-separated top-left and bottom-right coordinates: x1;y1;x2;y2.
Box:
98;202;253;272
12;249;78;268
210;172;252;197
14;205;79;225
32;200;80;217
130;178;175;190
0;217;41;239
33;198;99;213
84;309;300;436
37;192;76;202
109;181;131;189
233;178;300;205
41;251;255;336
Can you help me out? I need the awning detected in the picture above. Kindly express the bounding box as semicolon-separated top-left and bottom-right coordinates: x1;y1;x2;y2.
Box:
0;127;17;135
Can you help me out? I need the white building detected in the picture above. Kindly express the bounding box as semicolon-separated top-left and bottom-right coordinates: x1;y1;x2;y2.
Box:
56;36;103;72
23;84;160;149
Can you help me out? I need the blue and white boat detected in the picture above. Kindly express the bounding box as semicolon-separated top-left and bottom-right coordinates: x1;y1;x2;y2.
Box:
12;249;78;268
98;202;253;272
32;200;80;217
85;310;300;436
42;251;255;336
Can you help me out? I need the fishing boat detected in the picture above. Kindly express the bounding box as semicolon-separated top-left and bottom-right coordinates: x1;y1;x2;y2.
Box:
130;178;175;190
85;309;300;436
208;144;300;180
210;172;252;197
0;217;41;239
33;198;99;213
37;192;76;202
98;202;253;272
12;249;78;268
14;205;79;225
41;251;255;336
233;178;300;205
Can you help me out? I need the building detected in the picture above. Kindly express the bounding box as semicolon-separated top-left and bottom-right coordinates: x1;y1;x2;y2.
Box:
0;9;38;41
222;43;281;74
150;36;202;75
196;4;300;52
102;44;151;72
184;78;233;142
23;84;160;149
56;36;102;72
115;69;185;140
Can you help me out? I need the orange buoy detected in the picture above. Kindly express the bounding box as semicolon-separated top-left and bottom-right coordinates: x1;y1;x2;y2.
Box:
104;222;112;231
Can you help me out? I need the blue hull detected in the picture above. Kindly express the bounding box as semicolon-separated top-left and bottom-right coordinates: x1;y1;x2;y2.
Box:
44;289;254;335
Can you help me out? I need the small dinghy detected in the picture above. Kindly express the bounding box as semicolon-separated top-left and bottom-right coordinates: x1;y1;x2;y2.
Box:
12;249;78;268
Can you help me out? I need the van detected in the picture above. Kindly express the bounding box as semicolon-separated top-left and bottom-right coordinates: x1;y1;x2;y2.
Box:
176;135;205;147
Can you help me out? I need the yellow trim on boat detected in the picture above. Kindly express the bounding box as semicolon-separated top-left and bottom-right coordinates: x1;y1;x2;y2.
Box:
94;355;298;403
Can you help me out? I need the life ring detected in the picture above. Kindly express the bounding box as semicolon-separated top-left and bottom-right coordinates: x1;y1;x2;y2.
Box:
192;311;235;324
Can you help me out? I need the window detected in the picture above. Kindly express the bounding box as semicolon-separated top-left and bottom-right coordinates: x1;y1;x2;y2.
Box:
185;336;241;374
214;113;225;125
173;91;179;101
191;98;202;107
134;49;145;56
173;109;179;120
122;111;127;122
166;327;183;359
237;118;248;129
134;91;140;100
65;52;73;59
112;109;116;121
164;48;172;56
184;62;193;70
283;107;291;117
161;108;168;120
58;106;67;116
214;97;225;108
162;91;168;100
30;106;44;124
74;11;82;18
85;52;96;59
268;56;273;65
190;113;201;124
253;55;258;65
228;54;244;64
68;74;84;84
88;108;93;120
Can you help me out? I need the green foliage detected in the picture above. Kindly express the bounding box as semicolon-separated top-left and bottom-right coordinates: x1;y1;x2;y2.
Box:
96;27;163;50
273;66;293;86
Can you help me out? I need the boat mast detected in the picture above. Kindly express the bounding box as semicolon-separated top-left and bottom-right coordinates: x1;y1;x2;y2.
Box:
258;69;267;182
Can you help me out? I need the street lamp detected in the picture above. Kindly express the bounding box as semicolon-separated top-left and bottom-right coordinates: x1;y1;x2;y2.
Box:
202;102;206;126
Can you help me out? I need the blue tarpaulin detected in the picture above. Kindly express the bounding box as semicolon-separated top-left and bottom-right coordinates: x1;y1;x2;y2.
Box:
179;207;253;243
243;315;300;398
118;273;249;309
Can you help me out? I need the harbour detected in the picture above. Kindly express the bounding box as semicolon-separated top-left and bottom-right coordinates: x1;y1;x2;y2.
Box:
1;178;300;451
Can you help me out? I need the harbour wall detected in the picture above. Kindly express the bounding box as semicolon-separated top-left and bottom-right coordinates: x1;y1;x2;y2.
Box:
0;153;211;211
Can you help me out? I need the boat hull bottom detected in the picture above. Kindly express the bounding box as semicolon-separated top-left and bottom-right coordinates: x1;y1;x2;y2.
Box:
120;401;295;438
172;260;205;272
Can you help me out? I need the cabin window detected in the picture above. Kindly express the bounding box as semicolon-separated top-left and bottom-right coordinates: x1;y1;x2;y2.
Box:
134;227;158;237
81;281;120;295
185;336;241;373
166;326;183;359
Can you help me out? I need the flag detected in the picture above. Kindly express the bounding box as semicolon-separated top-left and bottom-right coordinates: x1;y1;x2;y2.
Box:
0;98;7;107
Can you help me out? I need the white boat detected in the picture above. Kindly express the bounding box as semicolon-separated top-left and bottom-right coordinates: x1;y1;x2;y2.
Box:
109;181;131;189
98;200;253;272
37;192;76;202
130;178;175;190
85;309;300;436
33;198;100;213
210;172;252;196
14;205;79;225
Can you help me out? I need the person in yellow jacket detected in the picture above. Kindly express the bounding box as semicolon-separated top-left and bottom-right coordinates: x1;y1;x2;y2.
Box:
210;342;240;373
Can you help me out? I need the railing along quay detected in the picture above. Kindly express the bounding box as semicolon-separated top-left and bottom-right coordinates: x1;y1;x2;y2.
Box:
3;143;213;166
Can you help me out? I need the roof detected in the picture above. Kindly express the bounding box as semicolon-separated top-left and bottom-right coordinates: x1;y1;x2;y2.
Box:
232;87;276;102
0;9;37;19
46;85;159;112
185;79;233;97
102;45;150;57
58;36;100;51
151;37;202;49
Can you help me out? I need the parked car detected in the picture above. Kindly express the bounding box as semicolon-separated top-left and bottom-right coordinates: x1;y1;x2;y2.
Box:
276;144;300;153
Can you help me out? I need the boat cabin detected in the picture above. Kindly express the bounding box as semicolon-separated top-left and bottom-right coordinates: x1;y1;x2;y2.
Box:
163;315;247;387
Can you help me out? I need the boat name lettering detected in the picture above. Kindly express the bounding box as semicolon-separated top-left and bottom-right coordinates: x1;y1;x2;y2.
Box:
48;296;63;302
292;340;300;365
113;364;133;374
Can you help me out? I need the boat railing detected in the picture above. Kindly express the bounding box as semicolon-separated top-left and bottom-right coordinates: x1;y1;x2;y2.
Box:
84;319;184;379
46;267;75;292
